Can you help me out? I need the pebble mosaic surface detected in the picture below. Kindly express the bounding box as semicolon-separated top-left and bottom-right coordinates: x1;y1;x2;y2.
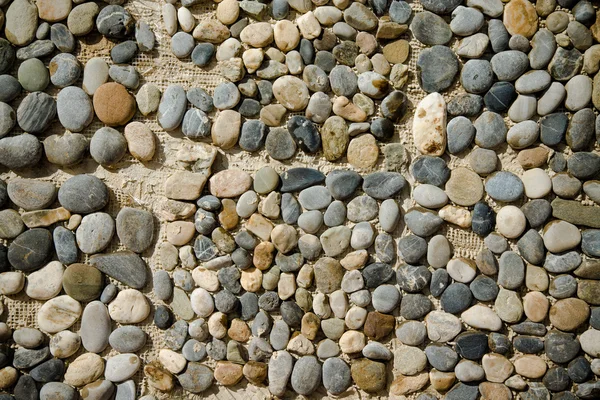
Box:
0;0;599;399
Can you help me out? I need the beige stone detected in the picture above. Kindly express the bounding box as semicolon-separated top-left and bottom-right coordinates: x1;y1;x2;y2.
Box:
390;372;429;396
166;221;195;246
253;241;276;270
212;110;241;150
339;330;365;354
482;353;514;383
549;298;590;331
240;22;274;47
21;207;70;228
108;289;150;324
37;295;81;333
240;267;262;292
274;20;300;52
214;362;243;386
445;167;483;206
216;0;239;25
193;20;230;43
159;349;187;374
513;355;547;378
347;134;379;169
504;0;538;38
64;353;104;387
37;0;71;22
522;291;549;322
297;11;321;39
332;96;367;122
209;169;252;198
124;122;155;161
273;76;310;111
271;224;298;253
439;205;472;228
164;171;207;201
413;92;446;156
246;214;274;241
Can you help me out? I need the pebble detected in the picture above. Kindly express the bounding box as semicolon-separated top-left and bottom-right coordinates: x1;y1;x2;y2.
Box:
108;289;150;324
57;86;93;132
93;83;136;126
4;0;38;46
158;85;187;131
96;5;134;39
17;91;55;134
411;11;452;45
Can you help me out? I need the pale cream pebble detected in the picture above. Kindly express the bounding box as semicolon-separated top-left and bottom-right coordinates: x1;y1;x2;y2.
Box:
521;168;551;198
66;214;82;230
278;272;296;300
64;353;104;387
274;20;301;52
216;0;239;25
272;75;310;111
159;349;187;374
37;295;82;333
240;22;274;47
259;191;281;219
178;245;196;269
446;258;477;283
242;48;264;74
192;267;220;291
296;264;314;288
513;355;547;379
313;292;332;319
461;305;502;331
25;261;64;300
162;3;177;36
522;291;549;322
339;330;366;354
260;104;287;126
329;290;348;319
297;11;322;39
345;306;368;329
50;330;81;358
439;205;472;228
108;289;150;324
482;353;514;383
496;205;526;239
332;96;368;122
287;333;315;355
246;213;275;241
124;122;156;161
212;110;241;150
413;92;447;156
177;7;195;32
164;171;208;201
270;224;298;253
166;221;195;246
340;250;369;270
0;271;25;295
208;312;228;339
240;267;262;292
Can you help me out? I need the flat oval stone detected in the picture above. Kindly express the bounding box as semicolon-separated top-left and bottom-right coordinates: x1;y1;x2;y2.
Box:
5;0;38;46
25;261;63;300
485;171;524;202
37;295;81;333
411;11;452;45
265;128;296;160
158;85;187;131
90;251;148;289
491;51;529;81
446;116;475;154
49;54;81;88
115;207;153;253
8;228;52;272
76;212;114;254
57;86;93;132
484;82;517;113
58;175;109;214
17;91;56;134
96;5;134;39
108;289;150;324
109;326;147;353
7;179;56;211
80;301;110;353
104;353;140;382
93;82;136;126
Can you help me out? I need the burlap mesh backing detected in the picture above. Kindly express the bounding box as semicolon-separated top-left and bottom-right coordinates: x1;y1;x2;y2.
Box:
8;0;590;398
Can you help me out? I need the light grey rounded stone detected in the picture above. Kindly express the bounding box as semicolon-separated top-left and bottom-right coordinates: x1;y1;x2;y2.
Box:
80;301;111;353
108;65;140;89
158;85;187;131
76;212;115;254
413;184;448;208
90;127;127;166
49;53;81;88
57;86;93;132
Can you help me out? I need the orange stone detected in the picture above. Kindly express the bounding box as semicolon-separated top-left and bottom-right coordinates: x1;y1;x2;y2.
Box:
503;0;538;38
93;83;136;126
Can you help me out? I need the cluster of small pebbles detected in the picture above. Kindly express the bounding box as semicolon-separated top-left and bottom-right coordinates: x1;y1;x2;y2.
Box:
0;0;599;398
0;174;155;399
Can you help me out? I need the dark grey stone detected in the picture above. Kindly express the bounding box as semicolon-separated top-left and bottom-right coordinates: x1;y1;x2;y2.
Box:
417;45;459;93
90;251;148;289
441;283;473;314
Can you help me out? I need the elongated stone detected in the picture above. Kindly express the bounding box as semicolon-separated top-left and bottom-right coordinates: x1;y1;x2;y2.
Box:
413;93;446;156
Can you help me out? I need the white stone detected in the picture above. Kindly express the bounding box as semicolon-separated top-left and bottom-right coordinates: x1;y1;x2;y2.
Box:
104;353;141;382
461;305;502;331
273;75;310;111
521;168;551;199
190;288;214;317
329;290;348;319
50;330;81;358
25;261;63;300
108;289;150;324
543;220;581;253
496;205;526;239
297;11;322;39
580;329;600;357
345;306;367;330
446;258;477;283
413;92;446;156
160;349;187;374
0;271;24;295
425;311;462;342
38;295;81;333
162;3;177;36
64;353;104;387
313;293;331;319
177;7;195;32
192;267;219;291
339;330;365;354
83;58;109;95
